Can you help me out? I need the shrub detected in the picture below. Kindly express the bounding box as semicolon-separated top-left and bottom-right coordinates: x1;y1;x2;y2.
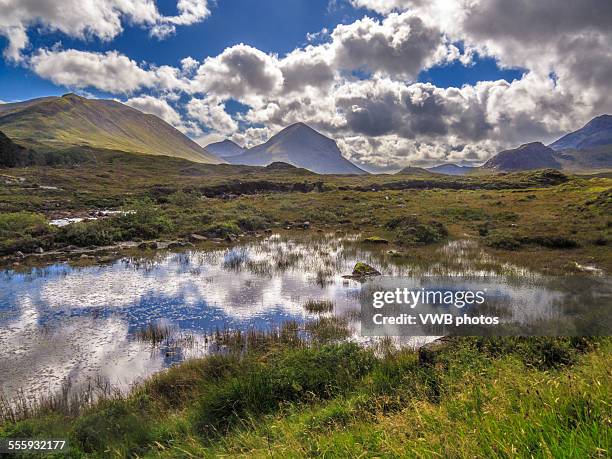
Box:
203;221;241;238
0;212;48;238
58;221;118;247
384;215;419;230
165;190;200;207
396;222;448;245
236;215;269;231
116;199;174;239
486;232;521;250
385;216;447;245
522;236;578;249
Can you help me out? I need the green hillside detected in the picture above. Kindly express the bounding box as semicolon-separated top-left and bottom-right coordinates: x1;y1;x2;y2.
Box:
0;94;222;164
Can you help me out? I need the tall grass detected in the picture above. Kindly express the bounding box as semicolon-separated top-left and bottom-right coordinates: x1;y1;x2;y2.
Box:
304;299;335;313
0;332;609;458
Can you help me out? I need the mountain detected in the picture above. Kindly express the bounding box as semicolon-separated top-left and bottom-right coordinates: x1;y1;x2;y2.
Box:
546;115;612;171
0;129;31;167
0;94;222;164
482;142;561;171
549;115;612;151
427;163;475;176
205;139;246;158
227;123;366;174
396;166;435;176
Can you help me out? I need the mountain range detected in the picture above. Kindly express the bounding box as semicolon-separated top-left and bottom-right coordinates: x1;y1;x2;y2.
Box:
0;94;221;164
0;93;610;175
426;163;476;175
432;115;612;174
205;139;246;158
215;123;367;175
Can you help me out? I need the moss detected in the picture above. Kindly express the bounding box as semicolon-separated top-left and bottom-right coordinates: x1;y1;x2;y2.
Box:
362;236;389;244
352;262;381;276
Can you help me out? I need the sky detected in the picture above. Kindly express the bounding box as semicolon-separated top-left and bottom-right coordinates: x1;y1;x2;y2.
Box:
0;0;611;170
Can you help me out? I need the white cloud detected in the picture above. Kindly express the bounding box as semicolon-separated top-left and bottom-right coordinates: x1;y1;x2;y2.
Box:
186;97;239;135
180;56;199;73
29;49;189;94
230;126;271;149
125;95;182;126
0;0;210;61
5;0;612;168
330;12;453;80
192;44;284;103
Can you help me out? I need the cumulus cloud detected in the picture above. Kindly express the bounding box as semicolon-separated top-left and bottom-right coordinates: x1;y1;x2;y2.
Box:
125;95;182;126
29;49;189;94
330;12;453;80
186;97;239;135
191;44;285;104
0;0;210;61
5;0;612;168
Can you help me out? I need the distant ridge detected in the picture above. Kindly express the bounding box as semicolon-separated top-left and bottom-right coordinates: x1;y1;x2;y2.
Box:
0;94;222;164
205;139;245;158
427;163;475;176
227;123;367;175
483;115;612;172
549;115;612;151
396;166;434;175
483;142;561;171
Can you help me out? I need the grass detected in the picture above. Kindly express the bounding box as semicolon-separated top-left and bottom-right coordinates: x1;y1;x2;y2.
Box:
304;299;335;313
0;335;609;458
0;152;609;272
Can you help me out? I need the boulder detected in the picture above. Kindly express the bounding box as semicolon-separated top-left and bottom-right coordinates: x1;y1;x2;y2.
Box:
352;262;381;277
188;233;208;243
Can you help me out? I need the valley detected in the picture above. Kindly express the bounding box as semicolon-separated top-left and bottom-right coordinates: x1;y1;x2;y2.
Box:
0;95;611;459
0;147;610;274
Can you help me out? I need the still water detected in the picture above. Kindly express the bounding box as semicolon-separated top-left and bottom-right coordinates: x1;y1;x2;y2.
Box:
0;234;609;405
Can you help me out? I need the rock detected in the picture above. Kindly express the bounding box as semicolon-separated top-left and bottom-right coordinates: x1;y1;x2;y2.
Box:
188;233;208;243
225;235;235;243
14;251;25;259
362;236;389;244
34;247;44;254
167;242;184;249
138;242;158;250
418;338;451;367
302;221;311;229
352;262;381;277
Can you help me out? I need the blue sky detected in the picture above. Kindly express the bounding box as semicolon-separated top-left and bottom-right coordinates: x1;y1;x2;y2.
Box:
0;0;522;103
0;0;608;168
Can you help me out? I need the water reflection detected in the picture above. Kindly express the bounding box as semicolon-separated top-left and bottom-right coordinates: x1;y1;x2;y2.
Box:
0;235;609;404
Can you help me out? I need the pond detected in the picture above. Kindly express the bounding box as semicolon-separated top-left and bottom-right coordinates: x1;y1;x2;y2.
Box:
0;234;609;409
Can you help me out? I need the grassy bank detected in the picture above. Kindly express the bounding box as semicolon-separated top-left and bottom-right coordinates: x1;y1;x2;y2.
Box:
0;334;610;458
